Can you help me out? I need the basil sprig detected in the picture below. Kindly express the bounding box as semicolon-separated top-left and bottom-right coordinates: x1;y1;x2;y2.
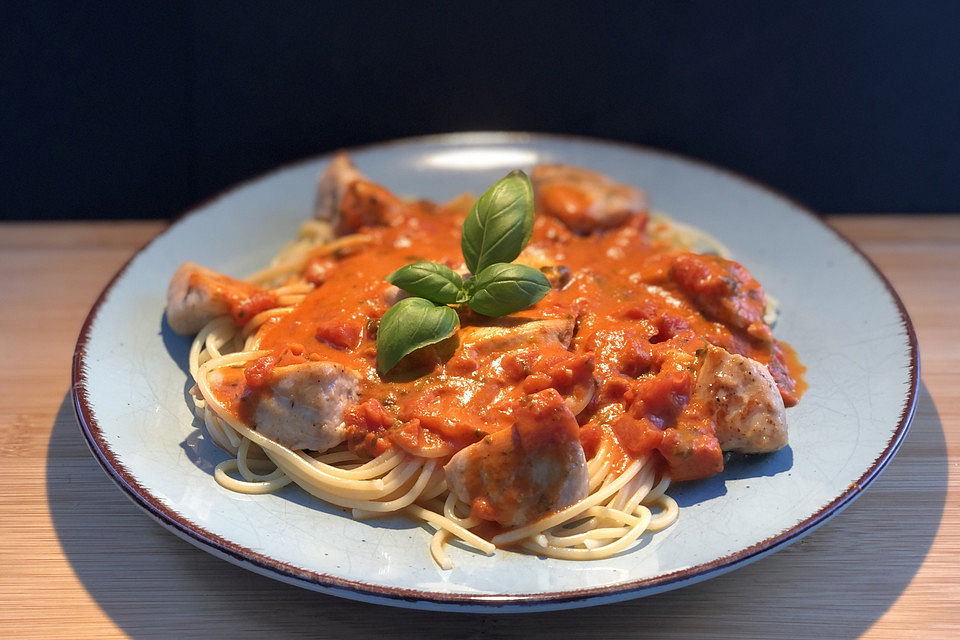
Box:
386;261;467;304
465;263;550;317
376;170;551;374
375;297;459;374
461;169;535;274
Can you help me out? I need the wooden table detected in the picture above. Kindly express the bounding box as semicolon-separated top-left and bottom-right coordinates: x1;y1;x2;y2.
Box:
1;216;957;638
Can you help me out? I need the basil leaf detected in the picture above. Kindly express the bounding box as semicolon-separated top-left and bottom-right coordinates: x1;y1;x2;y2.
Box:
386;261;466;304
466;263;551;317
376;297;459;374
461;170;535;275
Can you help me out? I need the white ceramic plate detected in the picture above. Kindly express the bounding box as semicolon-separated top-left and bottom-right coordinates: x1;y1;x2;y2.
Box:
73;132;918;612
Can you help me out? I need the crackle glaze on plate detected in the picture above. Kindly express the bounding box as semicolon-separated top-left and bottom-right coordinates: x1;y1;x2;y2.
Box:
73;132;918;612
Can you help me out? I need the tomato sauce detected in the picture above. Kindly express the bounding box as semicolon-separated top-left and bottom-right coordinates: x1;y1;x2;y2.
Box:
209;187;805;482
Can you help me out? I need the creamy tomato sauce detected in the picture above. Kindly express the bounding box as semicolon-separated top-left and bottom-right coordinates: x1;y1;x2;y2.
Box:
212;193;804;482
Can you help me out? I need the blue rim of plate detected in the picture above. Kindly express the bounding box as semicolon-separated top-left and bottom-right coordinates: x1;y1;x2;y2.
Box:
71;131;920;611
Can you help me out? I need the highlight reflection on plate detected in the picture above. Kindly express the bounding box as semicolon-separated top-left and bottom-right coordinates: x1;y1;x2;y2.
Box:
419;145;542;170
73;132;917;612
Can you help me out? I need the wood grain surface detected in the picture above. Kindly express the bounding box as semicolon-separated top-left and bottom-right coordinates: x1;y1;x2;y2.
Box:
0;216;956;639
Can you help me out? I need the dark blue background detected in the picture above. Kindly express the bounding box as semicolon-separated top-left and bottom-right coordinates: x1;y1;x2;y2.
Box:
3;2;959;220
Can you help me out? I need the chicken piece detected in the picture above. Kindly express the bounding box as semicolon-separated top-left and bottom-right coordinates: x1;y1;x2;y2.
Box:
314;152;402;235
459;316;575;355
336;180;403;235
381;284;410;306
693;344;787;453
532;164;646;233
539;265;571;289
314;152;366;222
251;361;361;451
669;252;772;342
515;246;570;288
166;262;277;335
444;389;589;526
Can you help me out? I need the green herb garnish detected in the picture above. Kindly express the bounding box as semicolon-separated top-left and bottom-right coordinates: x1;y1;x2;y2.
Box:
376;170;550;374
375;297;460;374
461;169;535;274
386;261;467;305
464;262;550;317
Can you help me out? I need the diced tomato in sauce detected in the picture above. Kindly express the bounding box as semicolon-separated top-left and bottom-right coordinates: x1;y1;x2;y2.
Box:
231;290;279;326
612;414;664;458
316;321;361;350
244;355;277;390
343;399;396;457
656;404;725;481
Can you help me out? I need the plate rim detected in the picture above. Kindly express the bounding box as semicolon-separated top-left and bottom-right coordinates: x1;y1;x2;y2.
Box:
71;131;920;610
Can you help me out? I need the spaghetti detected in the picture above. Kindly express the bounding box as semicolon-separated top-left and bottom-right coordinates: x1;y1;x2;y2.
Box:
190;324;678;567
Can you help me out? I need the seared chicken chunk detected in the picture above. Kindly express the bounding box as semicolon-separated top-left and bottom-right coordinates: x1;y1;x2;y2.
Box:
251;361;361;451
166;262;275;335
314;152;402;235
669;253;772;342
693;344;787;453
314;152;366;222
460;316;575;355
532;164;646;233
515;246;570;288
444;389;589;526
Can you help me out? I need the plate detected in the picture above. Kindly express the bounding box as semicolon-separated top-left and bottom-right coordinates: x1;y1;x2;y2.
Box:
72;132;918;612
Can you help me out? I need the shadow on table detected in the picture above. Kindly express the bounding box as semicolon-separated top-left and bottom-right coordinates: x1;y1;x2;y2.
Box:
48;383;945;639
